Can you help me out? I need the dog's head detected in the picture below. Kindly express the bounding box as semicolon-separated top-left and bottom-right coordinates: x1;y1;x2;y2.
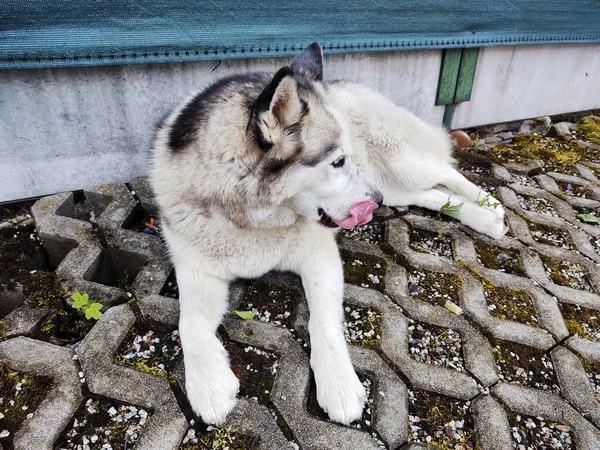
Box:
251;42;382;229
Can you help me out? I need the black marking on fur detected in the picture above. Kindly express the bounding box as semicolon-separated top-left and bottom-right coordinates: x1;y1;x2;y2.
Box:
168;72;268;152
291;42;323;81
302;143;338;167
318;208;338;228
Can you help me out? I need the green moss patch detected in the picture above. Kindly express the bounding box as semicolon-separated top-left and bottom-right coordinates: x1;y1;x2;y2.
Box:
180;426;260;449
560;303;600;341
528;222;574;249
226;343;277;404
474;243;525;276
238;280;300;327
409;228;453;259
343;305;381;346
508;413;574;449
541;256;592;291
0;363;52;446
56;397;151;450
407;268;462;308
408;319;464;372
492;341;559;392
340;250;387;292
408;388;480;449
581;358;600;396
483;284;538;327
489;134;600;175
115;321;181;384
578;117;600;146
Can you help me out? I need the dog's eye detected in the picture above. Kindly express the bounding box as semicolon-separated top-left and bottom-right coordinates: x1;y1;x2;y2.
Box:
331;156;345;168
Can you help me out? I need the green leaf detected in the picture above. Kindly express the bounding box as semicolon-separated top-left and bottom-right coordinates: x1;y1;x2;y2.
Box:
71;292;89;310
578;213;600;224
85;302;103;320
440;201;464;219
232;310;255;320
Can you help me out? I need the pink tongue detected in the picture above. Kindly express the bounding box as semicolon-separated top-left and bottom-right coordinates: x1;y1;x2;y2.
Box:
333;201;379;230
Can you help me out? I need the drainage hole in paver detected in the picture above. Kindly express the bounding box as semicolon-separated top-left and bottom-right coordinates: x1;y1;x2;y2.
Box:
592;236;600;256
540;256;592;292
517;195;558;217
114;321;182;383
238;280;300;328
307;372;377;433
580;358;600;397
492;341;559;392
408;388;478;449
0;363;52;446
55;191;112;224
455;148;494;178
560;303;600;341
409;227;453;259
340;250;387;292
83;248;148;290
180;425;261;449
121;203;159;236
510;172;540;188
160;269;179;299
343;305;381;346
407;319;464;372
509;413;574;450
474;243;526;276
528;222;574;249
407;268;462;308
339;219;385;244
26;271;98;347
483;284;538;327
226;342;278;405
55;397;151;450
557;181;594;199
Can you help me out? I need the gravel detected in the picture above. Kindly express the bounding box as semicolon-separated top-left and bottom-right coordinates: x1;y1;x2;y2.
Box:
407;319;465;372
116;327;182;377
343;306;381;345
511;173;540;188
340;221;385;243
517;195;558;217
541;258;592;292
509;414;574;450
528;223;574;249
407;268;461;308
409;229;453;259
558;181;593;199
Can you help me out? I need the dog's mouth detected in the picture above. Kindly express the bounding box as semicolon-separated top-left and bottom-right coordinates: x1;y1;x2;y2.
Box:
318;207;338;228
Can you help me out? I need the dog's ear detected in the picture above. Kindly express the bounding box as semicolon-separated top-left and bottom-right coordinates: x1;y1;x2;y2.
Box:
254;67;305;157
290;42;323;81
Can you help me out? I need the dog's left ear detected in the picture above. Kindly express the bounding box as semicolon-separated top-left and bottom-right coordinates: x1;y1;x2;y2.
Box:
290;42;323;81
254;67;305;157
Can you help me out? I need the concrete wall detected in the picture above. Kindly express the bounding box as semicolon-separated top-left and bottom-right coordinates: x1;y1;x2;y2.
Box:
1;43;599;202
0;51;444;203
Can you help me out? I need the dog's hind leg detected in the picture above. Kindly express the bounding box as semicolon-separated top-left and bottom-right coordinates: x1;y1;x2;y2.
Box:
381;187;508;239
176;267;240;424
280;224;366;425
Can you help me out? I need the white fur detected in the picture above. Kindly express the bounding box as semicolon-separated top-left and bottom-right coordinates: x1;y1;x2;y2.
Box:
151;59;507;427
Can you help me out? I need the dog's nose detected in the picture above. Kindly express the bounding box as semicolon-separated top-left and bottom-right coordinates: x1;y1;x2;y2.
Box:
372;190;384;206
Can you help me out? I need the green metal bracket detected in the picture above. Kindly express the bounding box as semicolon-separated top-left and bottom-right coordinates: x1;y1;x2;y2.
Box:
437;47;479;126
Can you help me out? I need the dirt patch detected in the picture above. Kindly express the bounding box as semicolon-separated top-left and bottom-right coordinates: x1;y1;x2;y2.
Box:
474;243;525;276
560;303;600;341
238;280;300;328
541;256;592;291
408;319;464;372
408;388;479;449
517;195;558;217
492;341;559;392
180;426;261;449
409;228;453;259
528;222;574;249
343;306;381;346
581;358;600;397
340;250;387;292
0;363;52;447
160;270;179;299
226;343;278;405
483;284;538;327
557;181;595;199
510;173;540;188
56;397;151;450
339;220;385;244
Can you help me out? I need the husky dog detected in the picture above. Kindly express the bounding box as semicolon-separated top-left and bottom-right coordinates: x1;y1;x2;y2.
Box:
151;42;506;425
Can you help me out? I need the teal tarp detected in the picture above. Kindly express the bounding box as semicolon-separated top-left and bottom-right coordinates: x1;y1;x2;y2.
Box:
2;0;600;70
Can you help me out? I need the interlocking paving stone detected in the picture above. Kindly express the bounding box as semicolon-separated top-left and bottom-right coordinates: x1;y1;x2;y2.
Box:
4;121;600;448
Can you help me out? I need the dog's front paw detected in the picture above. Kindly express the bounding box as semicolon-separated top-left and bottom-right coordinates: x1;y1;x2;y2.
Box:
467;207;508;240
185;355;240;425
314;364;366;425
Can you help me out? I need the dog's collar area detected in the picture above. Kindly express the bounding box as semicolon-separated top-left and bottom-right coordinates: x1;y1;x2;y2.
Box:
317;207;338;228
